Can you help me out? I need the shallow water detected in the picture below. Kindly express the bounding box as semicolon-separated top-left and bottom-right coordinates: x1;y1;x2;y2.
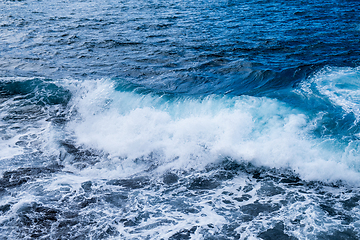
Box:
1;0;360;239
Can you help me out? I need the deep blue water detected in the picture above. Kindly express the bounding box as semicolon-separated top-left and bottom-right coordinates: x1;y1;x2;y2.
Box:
1;0;360;239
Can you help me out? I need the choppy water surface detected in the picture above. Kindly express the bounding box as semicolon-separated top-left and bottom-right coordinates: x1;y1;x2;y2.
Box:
1;0;360;239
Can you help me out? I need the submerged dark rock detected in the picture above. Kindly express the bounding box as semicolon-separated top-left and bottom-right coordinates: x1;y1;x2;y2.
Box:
0;204;11;213
241;201;281;217
342;195;360;211
317;229;358;240
163;172;179;185
60;141;101;166
0;164;63;189
106;176;150;189
320;203;337;216
259;223;297;240
280;176;303;186
257;182;285;197
16;202;60;233
234;194;252;202
188;177;220;190
78;197;98;208
104;192;128;207
81;181;92;192
169;226;197;240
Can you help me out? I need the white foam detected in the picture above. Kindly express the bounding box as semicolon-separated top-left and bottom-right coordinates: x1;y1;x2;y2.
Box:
304;66;360;121
64;78;360;184
0;98;60;171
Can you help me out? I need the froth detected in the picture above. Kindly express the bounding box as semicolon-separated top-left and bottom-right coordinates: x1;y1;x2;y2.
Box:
306;66;360;121
66;79;360;183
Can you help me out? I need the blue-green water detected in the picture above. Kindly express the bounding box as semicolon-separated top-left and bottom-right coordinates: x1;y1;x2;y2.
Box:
1;0;360;239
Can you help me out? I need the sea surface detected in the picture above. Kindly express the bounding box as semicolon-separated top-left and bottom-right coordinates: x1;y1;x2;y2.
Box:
1;0;360;239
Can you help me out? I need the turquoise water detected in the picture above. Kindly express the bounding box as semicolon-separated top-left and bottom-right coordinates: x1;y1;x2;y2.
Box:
1;0;360;239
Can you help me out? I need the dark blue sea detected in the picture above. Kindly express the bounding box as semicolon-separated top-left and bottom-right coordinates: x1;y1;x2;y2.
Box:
1;0;360;239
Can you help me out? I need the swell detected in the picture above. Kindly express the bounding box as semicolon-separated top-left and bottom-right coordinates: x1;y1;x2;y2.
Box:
1;0;359;84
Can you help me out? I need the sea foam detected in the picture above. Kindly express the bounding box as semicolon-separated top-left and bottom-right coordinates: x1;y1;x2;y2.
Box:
64;78;360;184
302;66;360;121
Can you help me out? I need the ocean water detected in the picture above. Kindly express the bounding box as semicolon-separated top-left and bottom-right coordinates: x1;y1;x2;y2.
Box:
1;0;360;239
